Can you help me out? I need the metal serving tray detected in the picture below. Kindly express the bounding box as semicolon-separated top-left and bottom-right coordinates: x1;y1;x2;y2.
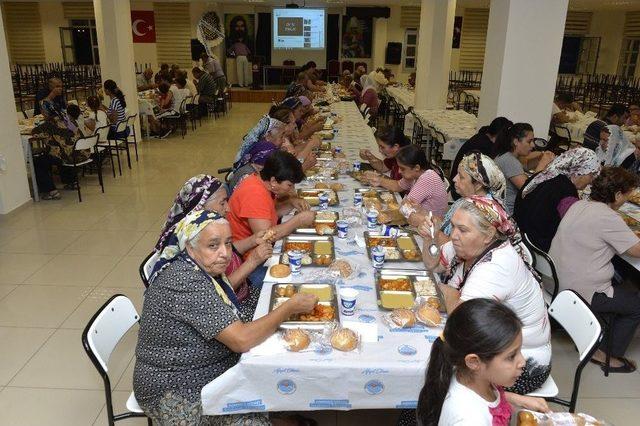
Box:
364;231;422;262
374;269;445;311
269;283;340;329
296;212;339;235
297;189;339;206
279;235;335;267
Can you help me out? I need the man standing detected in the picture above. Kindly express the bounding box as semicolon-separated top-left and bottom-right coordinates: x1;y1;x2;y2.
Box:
201;53;226;93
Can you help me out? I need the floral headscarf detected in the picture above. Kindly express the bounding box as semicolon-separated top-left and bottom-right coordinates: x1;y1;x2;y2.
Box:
467;195;515;238
235;118;284;169
235;115;270;165
458;152;506;200
150;210;239;310
155;175;222;251
521;147;599;198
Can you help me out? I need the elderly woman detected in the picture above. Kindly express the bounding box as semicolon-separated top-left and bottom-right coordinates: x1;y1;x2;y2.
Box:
550;167;640;373
514;147;600;252
421;196;551;394
360;71;388;118
154;175;273;319
135;210;317;425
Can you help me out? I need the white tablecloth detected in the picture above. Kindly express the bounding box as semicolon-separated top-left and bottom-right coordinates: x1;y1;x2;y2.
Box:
462;89;480;100
412;109;477;161
619;203;640;271
386;86;415;110
200;102;442;415
557;111;598;143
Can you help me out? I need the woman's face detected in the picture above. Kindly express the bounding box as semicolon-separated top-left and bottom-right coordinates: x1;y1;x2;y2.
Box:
50;80;63;97
267;128;286;147
513;131;534;157
612;189;634;210
474;332;526;388
269;177;295;197
186;222;232;276
450;210;496;261
397;161;422;181
293;106;303;121
377;140;399;159
571;173;596;190
600;130;610;145
204;187;229;216
454;167;483;198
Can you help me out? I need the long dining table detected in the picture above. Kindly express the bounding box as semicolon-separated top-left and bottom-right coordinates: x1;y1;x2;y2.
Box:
200;99;441;416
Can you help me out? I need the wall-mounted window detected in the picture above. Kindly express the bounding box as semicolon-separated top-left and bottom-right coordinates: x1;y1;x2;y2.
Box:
403;29;417;71
618;38;640;78
60;19;99;65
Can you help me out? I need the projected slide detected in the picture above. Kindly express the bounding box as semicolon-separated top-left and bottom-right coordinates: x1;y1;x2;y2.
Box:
273;8;325;49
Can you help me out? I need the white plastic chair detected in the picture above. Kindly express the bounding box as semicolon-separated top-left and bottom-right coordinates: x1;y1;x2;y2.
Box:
139;251;161;288
82;295;151;425
527;290;603;413
523;232;560;305
62;134;102;202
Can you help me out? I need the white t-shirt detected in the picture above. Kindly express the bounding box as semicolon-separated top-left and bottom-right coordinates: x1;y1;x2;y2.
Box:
438;376;501;426
185;79;198;97
440;241;551;366
169;85;190;112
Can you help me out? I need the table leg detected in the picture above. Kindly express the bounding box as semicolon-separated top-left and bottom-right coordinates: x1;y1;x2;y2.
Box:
21;136;39;202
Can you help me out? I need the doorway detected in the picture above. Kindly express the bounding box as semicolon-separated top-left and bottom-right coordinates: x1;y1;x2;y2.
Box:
60;19;100;65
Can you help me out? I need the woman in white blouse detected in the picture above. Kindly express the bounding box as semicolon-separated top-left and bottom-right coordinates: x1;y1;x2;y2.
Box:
420;195;551;395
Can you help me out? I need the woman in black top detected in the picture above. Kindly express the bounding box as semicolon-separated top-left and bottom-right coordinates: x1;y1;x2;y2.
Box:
513;148;600;252
450;117;512;199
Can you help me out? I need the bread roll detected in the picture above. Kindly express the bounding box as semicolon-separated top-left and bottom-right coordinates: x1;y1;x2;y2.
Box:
330;328;358;351
315;182;330;189
283;329;311;352
416;304;441;327
390;309;416;328
330;260;353;278
329;183;344;192
270;264;291;278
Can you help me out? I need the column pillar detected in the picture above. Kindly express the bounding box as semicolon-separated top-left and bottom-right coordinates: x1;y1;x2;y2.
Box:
414;0;456;110
94;0;140;139
372;18;388;71
477;0;568;137
0;6;31;213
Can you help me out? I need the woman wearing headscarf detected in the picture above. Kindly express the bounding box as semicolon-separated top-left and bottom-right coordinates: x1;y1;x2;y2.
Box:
135;210;317;425
514;147;600;252
360;71;388;118
583;119;611;165
420;196;551;395
154;175;273;316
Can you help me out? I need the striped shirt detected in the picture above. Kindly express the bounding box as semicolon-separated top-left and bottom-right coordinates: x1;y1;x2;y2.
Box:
108;97;127;123
398;169;448;217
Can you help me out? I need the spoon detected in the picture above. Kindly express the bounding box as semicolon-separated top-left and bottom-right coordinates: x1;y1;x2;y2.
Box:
427;211;439;257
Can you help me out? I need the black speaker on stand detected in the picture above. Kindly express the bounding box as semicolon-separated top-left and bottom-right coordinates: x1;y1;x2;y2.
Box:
251;55;264;90
385;42;402;65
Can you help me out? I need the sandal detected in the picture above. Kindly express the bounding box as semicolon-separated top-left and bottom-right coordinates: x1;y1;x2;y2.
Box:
599;357;637;374
41;191;61;200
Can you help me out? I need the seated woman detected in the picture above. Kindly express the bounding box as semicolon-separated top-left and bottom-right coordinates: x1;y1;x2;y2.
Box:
234;105;293;167
369;144;449;220
228;151;316;282
360;72;388;118
134;210;318;425
359;127;410;180
604;104;635;167
450;117;512;199
421;196;551;394
550;167;640;373
154;175;273;320
103;79;130;140
583;119;610;165
514;147;600;252
493;123;555;214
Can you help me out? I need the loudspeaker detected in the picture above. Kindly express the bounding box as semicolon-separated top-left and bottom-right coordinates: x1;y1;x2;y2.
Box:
385;42;402;65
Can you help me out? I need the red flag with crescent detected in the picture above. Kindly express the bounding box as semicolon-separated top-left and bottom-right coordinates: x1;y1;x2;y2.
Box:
131;11;156;43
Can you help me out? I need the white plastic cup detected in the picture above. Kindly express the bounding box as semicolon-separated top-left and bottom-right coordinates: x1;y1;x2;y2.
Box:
366;209;379;230
353;161;361;172
318;192;329;210
354;192;363;207
339;287;359;316
336;220;349;239
288;250;304;274
371;245;385;268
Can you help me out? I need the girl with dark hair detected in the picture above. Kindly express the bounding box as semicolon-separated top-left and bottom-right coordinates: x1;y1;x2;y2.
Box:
103;79;130;139
493;123;555;214
359;127;411;180
450;117;513;199
369;144;448;219
550;167;640;373
416;299;548;426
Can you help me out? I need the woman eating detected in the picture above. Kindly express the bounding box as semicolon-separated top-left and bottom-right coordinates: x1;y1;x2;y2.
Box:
135;210;318;425
359;127;411;180
420;196;551;394
583;119;610;165
103;79;129;139
550;167;640;373
513;147;600;252
493;123;555;214
368;144;449;219
359;71;388;118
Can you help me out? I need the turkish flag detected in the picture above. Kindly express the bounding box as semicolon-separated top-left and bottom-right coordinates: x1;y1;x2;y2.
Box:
131;11;156;43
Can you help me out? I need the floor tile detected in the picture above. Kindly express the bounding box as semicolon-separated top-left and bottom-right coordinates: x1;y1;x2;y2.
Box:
9;327;136;390
0;327;55;386
24;254;120;287
0;285;91;327
0;387;105;426
0;285;17;300
61;287;145;329
97;210;165;231
93;390;149;426
126;231;159;256
63;230;145;256
36;209;111;231
0;229;82;254
0;253;54;284
98;255;147;288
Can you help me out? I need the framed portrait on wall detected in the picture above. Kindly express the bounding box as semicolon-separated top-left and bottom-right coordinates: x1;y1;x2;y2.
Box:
341;15;373;58
225;14;255;58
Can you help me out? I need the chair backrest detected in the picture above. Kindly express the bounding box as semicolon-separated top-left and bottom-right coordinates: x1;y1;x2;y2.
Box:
523;232;560;300
126;114;137;126
74;133;99;151
115;119;128;133
82;295;140;373
95;124;110;142
192;94;200;104
139;251;161;288
548;290;602;361
518;241;533;267
25;108;34;118
180;97;191;113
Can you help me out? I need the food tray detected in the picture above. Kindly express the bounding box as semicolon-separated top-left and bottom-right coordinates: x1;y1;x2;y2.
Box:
374;269;445;311
620;212;640;238
297;189;339;206
364;231;422;262
296;211;339;235
269;283;340;329
305;165;339;180
279;235;335;267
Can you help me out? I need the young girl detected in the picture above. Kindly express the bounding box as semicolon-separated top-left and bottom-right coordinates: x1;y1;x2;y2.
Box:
359;127;410;180
369;145;448;221
416;299;549;426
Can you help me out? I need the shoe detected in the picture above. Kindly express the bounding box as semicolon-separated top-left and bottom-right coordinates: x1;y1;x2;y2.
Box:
159;128;173;139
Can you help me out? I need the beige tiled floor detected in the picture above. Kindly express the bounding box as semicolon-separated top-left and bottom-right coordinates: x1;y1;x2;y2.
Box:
0;103;639;425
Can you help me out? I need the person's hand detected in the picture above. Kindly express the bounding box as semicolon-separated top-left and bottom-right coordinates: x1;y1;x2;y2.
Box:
286;293;318;314
538;151;556;169
509;394;551;413
295;210;316;227
302;153;317;170
308;135;321;149
253;229;268;245
290;197;310;212
359;149;373;161
248;242;273;265
367;173;382;187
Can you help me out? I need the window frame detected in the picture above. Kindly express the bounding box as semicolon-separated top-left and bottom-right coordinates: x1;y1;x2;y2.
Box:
403;28;418;72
